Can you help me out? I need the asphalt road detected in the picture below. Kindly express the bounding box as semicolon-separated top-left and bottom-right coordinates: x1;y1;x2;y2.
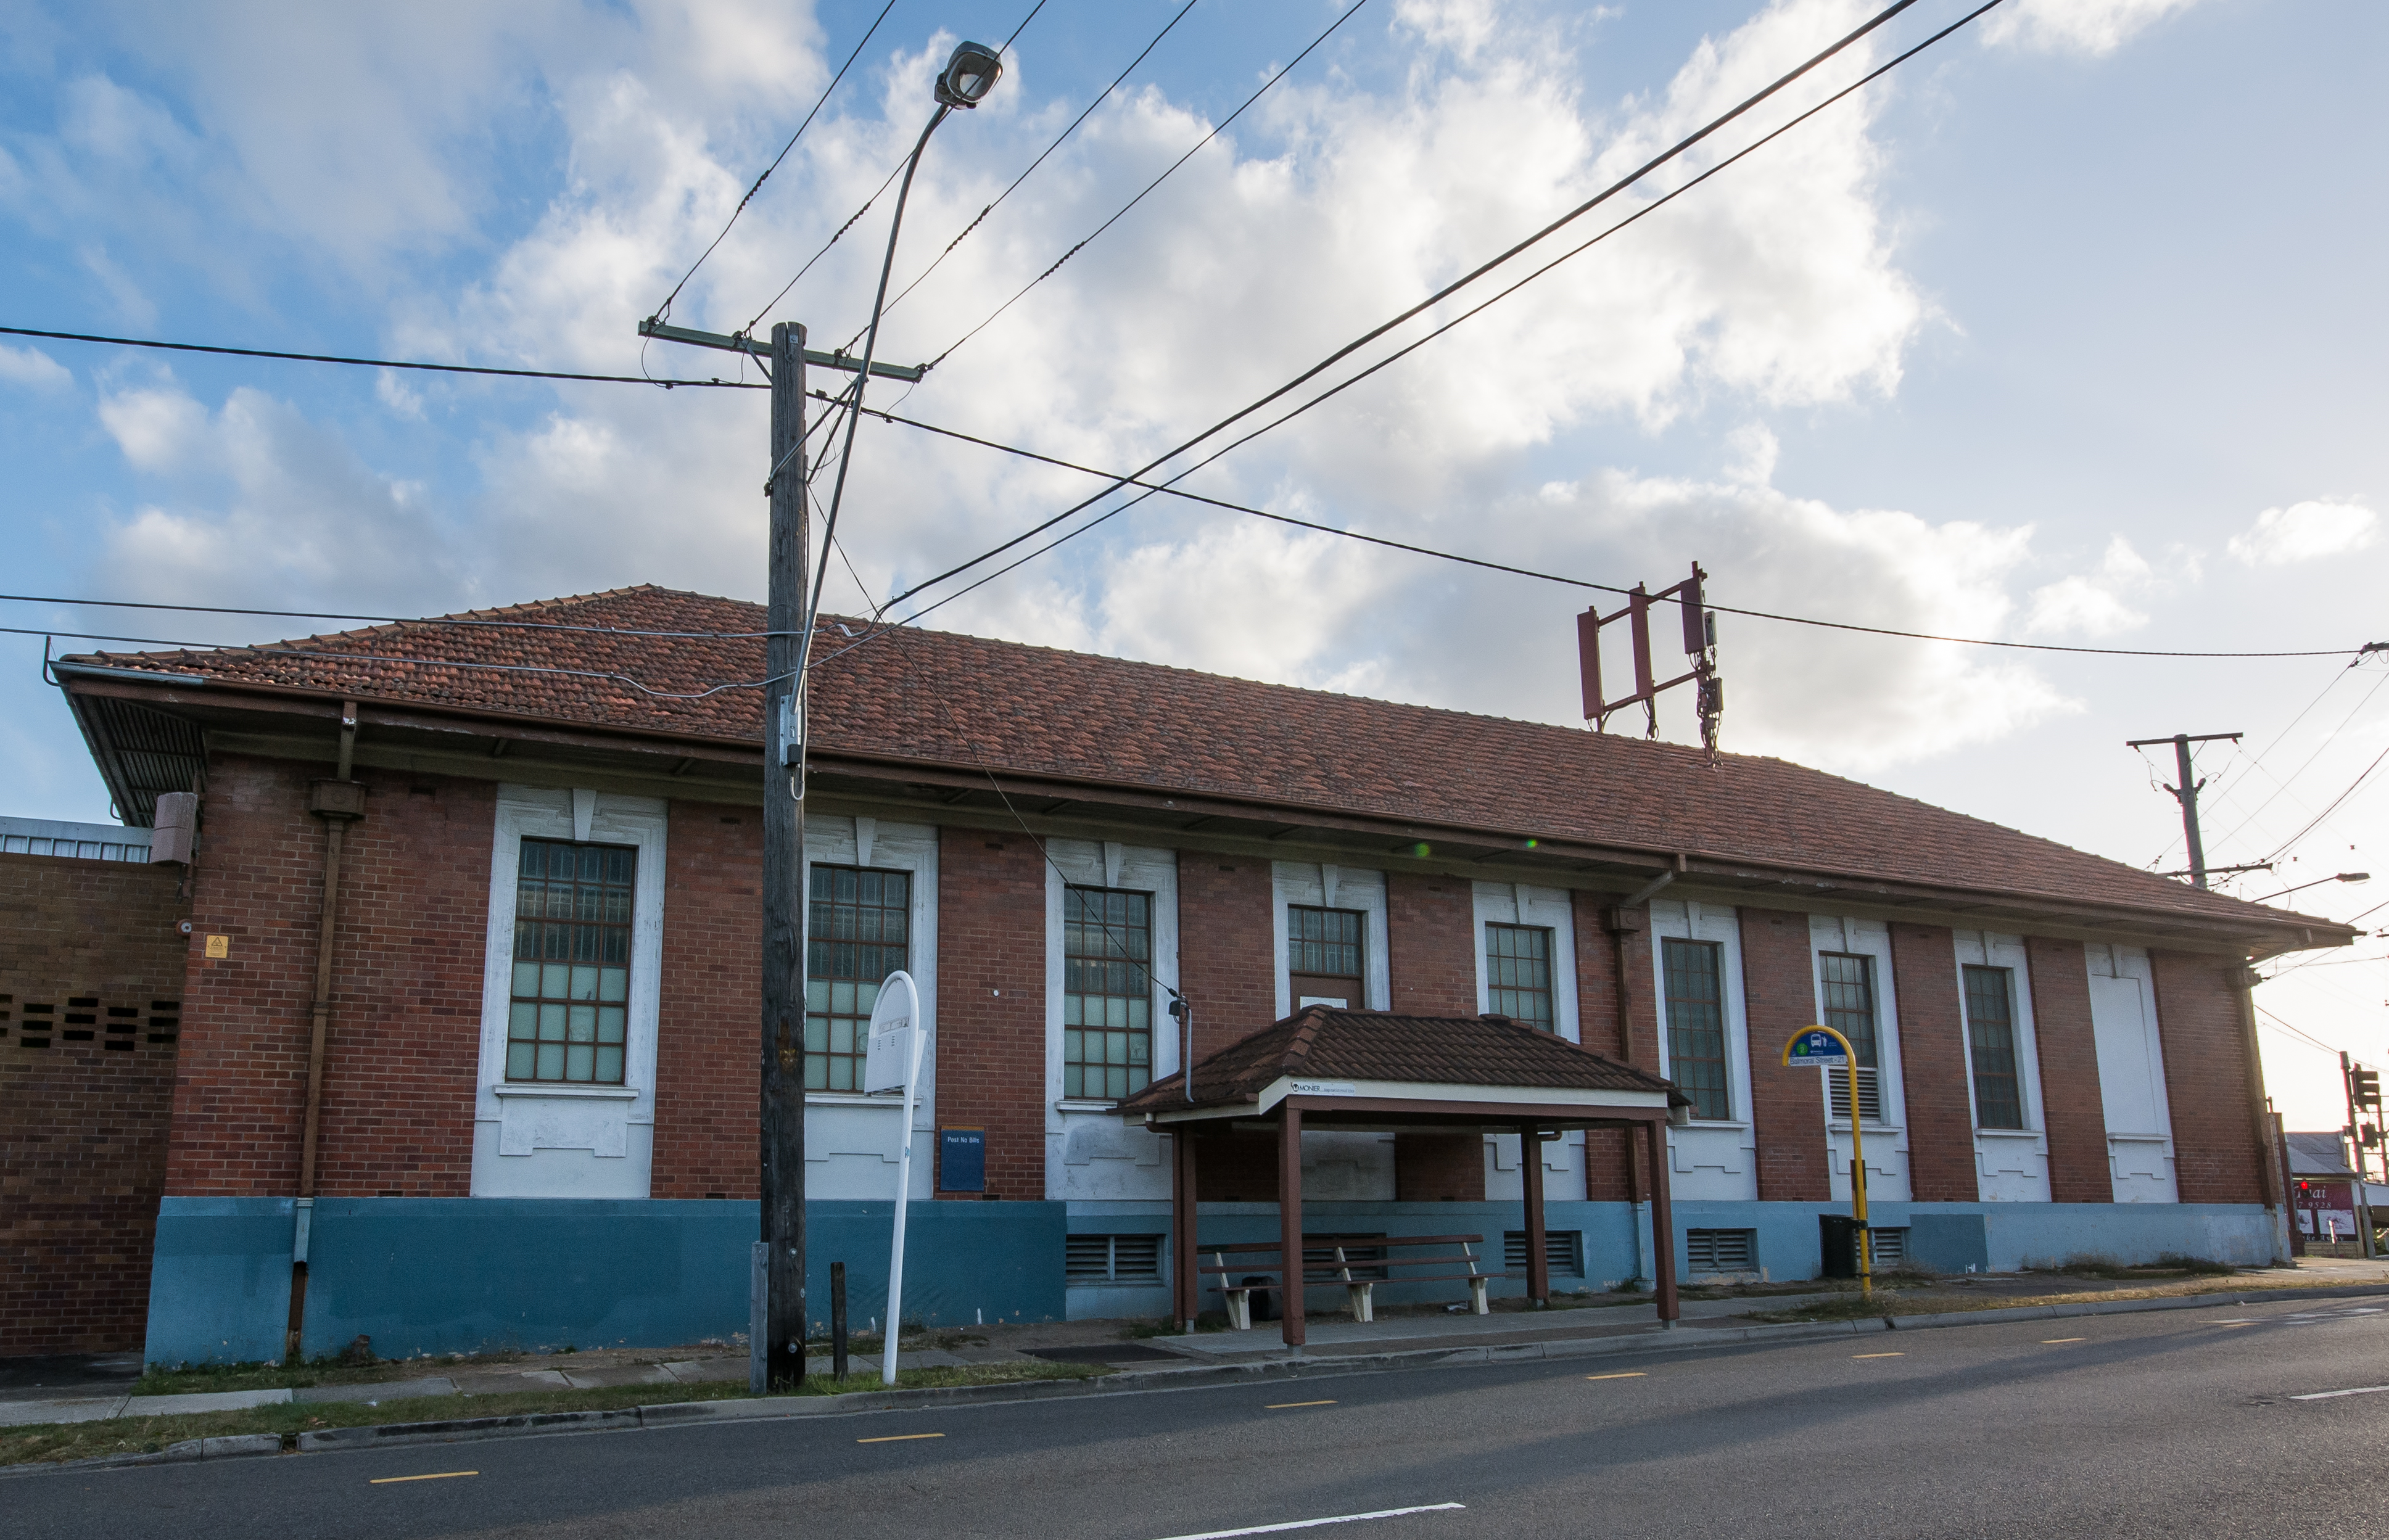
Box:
14;1295;2389;1539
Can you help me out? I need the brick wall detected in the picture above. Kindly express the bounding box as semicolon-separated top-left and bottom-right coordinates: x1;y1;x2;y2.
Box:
651;804;761;1200
1394;1134;1485;1201
1386;873;1476;1015
168;755;491;1200
1890;923;1978;1203
1387;873;1480;1191
1193;1129;1280;1201
1;850;189;1354
2151;950;2267;1205
1738;907;1831;1202
2024;936;2111;1203
1574;893;1657;1202
1178;857;1275;1045
935;830;1046;1201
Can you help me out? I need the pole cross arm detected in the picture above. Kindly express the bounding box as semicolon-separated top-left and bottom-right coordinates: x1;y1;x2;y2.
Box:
638;318;927;382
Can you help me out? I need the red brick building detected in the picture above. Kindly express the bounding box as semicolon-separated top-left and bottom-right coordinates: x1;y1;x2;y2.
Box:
36;588;2346;1363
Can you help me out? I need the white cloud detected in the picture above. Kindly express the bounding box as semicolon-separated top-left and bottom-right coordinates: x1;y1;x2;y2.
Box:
2024;535;2155;637
1981;0;2201;57
1723;422;1779;486
94;380;468;611
2228;499;2377;567
0;344;70;390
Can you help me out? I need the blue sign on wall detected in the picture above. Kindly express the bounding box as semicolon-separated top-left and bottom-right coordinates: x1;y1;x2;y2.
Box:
940;1126;986;1193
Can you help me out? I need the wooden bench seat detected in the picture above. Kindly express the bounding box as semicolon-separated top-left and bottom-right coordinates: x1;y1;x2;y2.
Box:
1195;1234;1491;1328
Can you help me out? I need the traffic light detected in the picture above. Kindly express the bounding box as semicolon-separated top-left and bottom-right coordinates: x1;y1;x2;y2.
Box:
2355;1066;2382;1110
2366;1126;2382;1149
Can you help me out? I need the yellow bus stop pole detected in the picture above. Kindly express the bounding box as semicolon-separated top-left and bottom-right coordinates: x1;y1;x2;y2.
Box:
1848;1052;1870;1299
1783;1026;1869;1299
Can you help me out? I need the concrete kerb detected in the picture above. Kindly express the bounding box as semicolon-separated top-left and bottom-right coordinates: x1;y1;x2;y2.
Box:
16;1282;2389;1478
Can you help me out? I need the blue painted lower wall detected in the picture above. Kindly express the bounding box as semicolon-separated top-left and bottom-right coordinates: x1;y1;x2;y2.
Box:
142;1195;2283;1367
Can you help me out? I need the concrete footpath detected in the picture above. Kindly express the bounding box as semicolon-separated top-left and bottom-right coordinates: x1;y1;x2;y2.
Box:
14;1277;2389;1480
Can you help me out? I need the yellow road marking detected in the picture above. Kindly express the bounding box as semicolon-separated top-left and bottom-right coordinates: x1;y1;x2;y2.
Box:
2042;1338;2087;1344
1585;1372;1648;1381
370;1471;477;1484
1266;1399;1338;1409
857;1432;946;1443
1852;1353;1904;1359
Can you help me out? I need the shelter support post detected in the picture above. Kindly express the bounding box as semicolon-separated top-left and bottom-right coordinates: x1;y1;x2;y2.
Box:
1173;1129;1200;1331
1520;1123;1549;1306
1643;1118;1679;1326
1279;1104;1305;1349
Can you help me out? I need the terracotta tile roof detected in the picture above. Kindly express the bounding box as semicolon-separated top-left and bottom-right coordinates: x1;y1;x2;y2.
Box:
59;584;2335;936
1115;1007;1683;1116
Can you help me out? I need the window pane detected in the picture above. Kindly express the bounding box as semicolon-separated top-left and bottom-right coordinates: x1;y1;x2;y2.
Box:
1485;924;1554;1029
804;865;910;1092
1818;953;1879;1068
507;838;634;1083
1662;938;1731;1121
1063;884;1154;1101
1964;965;2024;1130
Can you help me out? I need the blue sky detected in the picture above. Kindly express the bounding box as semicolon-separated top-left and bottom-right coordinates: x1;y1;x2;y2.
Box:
3;0;2384;1123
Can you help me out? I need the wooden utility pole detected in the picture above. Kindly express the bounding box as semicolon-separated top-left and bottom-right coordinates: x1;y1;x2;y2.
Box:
2126;731;2241;888
761;321;809;1388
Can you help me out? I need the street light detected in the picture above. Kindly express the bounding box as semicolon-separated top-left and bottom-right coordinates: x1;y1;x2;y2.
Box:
796;40;1003;680
936;40;1004;108
2255;872;2371;904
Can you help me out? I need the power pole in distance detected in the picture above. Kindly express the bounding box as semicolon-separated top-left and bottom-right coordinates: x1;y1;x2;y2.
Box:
2127;731;2242;889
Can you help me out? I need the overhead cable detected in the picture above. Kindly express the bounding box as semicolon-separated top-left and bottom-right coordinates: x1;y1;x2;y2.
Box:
864;0;1205;334
742;0;1050;339
650;0;901;325
826;393;2364;661
22;627;790;701
872;0;1946;616
920;0;1376;372
0;325;766;390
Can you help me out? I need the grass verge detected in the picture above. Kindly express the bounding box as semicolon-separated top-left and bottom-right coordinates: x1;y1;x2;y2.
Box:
4;1361;1105;1469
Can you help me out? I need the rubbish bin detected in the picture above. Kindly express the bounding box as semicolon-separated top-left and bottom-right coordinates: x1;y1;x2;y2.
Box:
1820;1214;1861;1279
1240;1275;1277;1322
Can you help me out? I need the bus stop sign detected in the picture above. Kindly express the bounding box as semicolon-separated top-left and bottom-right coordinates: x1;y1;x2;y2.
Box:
1785;1029;1850;1069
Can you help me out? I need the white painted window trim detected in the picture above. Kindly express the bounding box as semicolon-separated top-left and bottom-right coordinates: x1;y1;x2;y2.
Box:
1952;931;2048;1136
1472;881;1580;1044
802;815;938;1111
1809;916;1905;1133
1045;840;1180;1122
471;786;667;1198
1271;862;1390;1018
1648;898;1751;1124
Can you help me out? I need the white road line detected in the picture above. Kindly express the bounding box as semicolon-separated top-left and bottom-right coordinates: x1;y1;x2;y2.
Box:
1149;1502;1466;1539
2290;1385;2389;1401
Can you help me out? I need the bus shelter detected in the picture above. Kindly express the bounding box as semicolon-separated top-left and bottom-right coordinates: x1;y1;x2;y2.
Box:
1117;1006;1692;1349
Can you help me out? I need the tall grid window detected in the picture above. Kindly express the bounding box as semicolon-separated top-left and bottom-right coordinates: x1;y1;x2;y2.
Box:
1065;887;1152;1101
508;839;634;1083
1963;965;2026;1130
805;866;910;1092
1662;937;1731;1121
1486;923;1554;1030
1819;952;1884;1122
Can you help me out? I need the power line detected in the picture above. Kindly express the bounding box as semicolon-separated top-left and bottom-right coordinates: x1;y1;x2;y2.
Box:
830;393;2368;662
0;596;796;640
0;324;766;390
22;626;791;701
2266;739;2389;867
741;0;1050;341
920;0;1377;373
862;0;1205;338
650;0;901;326
870;0;1944;619
2218;666;2389;849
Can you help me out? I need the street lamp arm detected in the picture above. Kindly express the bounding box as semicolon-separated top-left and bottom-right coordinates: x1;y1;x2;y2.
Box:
795;102;952;694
